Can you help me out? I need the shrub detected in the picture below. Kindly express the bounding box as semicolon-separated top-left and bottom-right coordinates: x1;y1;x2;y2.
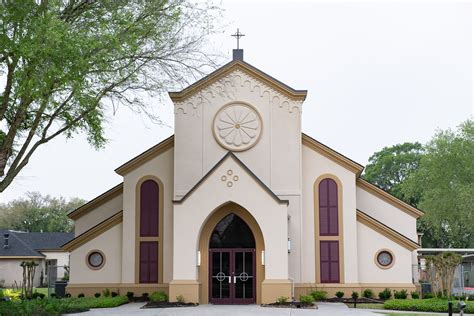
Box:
410;291;420;299
176;295;185;303
32;292;45;299
423;292;434;299
335;291;344;299
394;289;408;299
351;291;359;300
150;291;168;302
94;293;101;298
102;288;111;297
276;296;289;304
78;293;85;298
126;291;134;299
111;292;119;298
384;298;474;313
65;293;71;298
362;289;374;299
299;294;313;306
142;292;149;299
378;288;392;300
50;293;57;298
310;290;327;301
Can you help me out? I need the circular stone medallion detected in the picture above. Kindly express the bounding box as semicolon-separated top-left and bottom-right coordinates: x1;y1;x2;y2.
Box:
213;103;262;151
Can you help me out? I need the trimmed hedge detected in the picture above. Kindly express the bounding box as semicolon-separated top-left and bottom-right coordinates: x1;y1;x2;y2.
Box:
0;296;128;316
384;298;474;313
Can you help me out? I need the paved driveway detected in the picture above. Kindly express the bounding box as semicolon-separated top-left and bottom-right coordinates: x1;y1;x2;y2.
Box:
70;302;385;316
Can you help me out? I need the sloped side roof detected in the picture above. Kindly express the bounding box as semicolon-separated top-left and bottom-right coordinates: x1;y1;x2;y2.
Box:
168;60;307;103
14;232;74;251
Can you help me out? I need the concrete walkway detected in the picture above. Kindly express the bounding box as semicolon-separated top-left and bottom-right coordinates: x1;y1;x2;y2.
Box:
70;302;386;315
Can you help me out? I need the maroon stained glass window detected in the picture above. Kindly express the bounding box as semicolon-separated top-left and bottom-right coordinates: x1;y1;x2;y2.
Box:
139;241;158;283
320;240;340;283
140;180;159;237
319;178;338;236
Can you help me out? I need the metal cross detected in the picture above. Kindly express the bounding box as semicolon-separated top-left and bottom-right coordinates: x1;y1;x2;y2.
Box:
231;28;245;49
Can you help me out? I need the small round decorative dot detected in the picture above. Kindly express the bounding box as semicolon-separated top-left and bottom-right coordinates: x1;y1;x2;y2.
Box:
227;170;233;176
221;175;227;181
233;175;239;181
227;181;233;187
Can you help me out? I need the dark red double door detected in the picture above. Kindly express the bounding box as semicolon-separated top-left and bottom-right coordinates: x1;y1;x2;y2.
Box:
209;249;255;304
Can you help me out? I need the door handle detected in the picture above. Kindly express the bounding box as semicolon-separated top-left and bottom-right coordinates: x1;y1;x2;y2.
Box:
233;276;236;283
228;276;231;283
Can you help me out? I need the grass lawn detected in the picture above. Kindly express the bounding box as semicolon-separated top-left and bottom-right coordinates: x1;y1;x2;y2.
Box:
383;298;474;313
348;303;385;309
0;295;128;316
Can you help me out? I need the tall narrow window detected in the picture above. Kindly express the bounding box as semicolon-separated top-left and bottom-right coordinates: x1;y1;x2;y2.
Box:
319;178;338;236
140;180;159;237
320;241;340;283
139;241;158;283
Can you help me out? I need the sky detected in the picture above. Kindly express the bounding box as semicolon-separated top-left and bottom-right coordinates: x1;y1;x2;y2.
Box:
0;1;472;203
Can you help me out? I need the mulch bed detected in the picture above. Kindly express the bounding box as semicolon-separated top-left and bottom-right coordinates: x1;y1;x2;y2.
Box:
261;302;317;309
141;301;199;308
323;297;383;304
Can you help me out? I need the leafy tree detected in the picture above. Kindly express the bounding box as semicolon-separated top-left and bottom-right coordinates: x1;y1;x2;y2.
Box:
0;192;84;232
363;142;424;205
403;120;474;248
0;0;220;192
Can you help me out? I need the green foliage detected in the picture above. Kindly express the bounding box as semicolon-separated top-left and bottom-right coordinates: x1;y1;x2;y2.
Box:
384;298;474;313
0;192;84;232
335;291;344;298
111;292;119;298
362;289;374;299
363;142;424;204
0;0;221;192
78;293;85;298
351;291;359;300
176;294;185;303
423;293;434;299
410;291;419;299
94;293;100;298
402;120;474;248
142;292;149;299
310;290;327;301
150;291;168;302
102;288;110;297
126;291;134;299
378;288;392;300
299;295;314;305
393;289;408;299
425;252;463;298
276;296;289;304
0;296;128;316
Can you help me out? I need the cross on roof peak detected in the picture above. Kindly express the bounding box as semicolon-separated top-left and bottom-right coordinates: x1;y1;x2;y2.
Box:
231;28;245;49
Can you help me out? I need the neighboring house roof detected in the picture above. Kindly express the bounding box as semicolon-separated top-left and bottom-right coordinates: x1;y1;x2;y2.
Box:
168;58;308;103
173;152;289;205
0;230;73;258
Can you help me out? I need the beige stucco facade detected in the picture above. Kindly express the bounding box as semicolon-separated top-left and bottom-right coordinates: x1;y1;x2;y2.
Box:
65;51;421;303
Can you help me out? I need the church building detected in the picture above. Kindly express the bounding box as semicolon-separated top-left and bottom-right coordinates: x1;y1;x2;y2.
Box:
62;49;422;304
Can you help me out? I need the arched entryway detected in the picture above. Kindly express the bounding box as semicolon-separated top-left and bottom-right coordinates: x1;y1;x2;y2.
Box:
198;203;265;304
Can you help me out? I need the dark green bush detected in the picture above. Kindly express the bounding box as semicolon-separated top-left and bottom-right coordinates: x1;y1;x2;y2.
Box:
410;291;419;299
78;293;85;298
102;288;111;297
384;298;474;313
378;288;392;300
126;291;134;299
111;291;119;297
351;291;359;300
94;293;101;298
310;290;327;301
150;291;168;302
299;295;314;305
142;292;149;299
394;289;408;299
423;292;434;299
32;292;45;299
362;289;374;299
335;291;344;299
65;293;71;298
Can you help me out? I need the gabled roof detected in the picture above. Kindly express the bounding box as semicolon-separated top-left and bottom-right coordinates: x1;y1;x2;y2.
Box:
68;183;123;220
168;59;307;103
173;152;289;205
62;211;123;252
302;133;364;176
356;209;419;251
0;230;74;258
356;178;424;218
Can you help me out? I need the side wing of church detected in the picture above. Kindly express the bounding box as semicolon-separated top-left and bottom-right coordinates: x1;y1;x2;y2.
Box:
63;50;423;304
